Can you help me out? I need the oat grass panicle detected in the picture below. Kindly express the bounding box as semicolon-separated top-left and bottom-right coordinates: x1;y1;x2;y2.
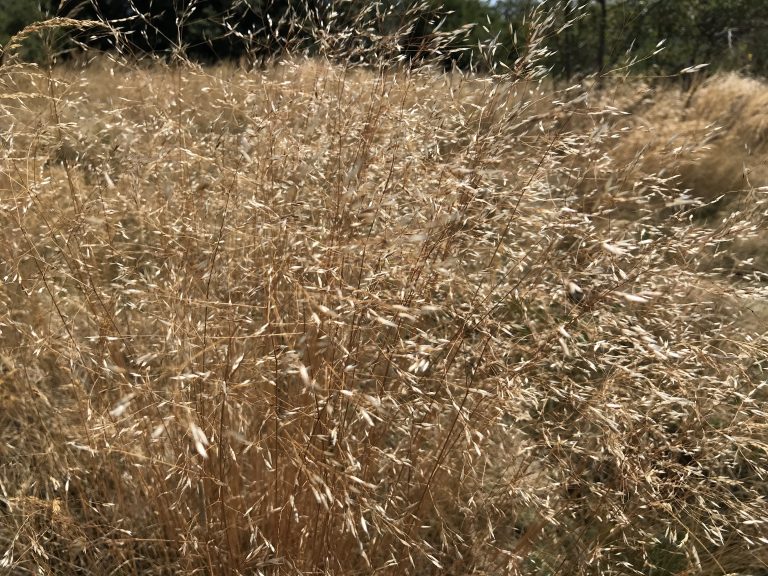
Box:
1;6;768;576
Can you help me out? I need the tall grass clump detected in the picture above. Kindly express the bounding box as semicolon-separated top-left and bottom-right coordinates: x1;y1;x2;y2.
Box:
1;3;767;574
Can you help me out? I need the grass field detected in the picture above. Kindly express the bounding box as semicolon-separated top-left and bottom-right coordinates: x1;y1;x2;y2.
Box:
1;49;767;574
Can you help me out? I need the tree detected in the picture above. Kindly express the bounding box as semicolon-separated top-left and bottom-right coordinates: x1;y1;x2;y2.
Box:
0;0;45;61
596;0;606;74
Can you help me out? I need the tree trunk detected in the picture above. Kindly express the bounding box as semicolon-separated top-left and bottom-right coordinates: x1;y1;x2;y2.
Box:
564;0;574;80
596;0;607;80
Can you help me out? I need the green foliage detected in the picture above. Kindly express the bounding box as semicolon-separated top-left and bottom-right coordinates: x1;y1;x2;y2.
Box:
7;0;768;76
422;0;768;79
0;0;45;61
545;0;768;79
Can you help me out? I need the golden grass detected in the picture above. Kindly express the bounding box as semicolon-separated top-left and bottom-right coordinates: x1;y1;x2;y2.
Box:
0;54;767;575
608;73;768;208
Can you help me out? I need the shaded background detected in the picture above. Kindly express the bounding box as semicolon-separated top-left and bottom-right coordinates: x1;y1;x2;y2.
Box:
2;0;767;79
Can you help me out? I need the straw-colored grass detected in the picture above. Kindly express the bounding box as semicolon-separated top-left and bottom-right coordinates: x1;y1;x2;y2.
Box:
1;36;767;576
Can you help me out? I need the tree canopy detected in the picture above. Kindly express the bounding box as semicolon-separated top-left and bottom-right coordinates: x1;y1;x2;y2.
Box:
1;0;766;77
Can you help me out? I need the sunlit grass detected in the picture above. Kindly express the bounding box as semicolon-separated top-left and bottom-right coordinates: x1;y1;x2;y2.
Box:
1;15;767;576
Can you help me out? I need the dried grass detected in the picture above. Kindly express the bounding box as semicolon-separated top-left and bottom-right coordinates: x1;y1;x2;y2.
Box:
1;9;767;576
